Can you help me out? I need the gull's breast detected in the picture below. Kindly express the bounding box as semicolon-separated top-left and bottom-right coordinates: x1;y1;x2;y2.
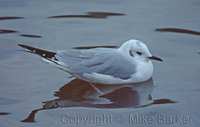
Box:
130;61;154;83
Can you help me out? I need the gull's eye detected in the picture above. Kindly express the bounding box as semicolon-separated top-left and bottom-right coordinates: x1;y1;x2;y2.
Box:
136;51;142;55
129;50;134;57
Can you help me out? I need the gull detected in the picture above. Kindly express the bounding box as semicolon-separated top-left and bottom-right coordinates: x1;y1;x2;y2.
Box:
18;39;162;85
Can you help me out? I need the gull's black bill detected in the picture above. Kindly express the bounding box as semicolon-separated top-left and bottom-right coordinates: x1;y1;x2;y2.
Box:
148;56;163;62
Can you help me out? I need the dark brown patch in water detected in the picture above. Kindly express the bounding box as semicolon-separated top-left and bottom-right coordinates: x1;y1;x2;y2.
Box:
0;16;24;20
155;28;200;36
73;45;118;49
0;29;18;34
21;108;43;122
22;78;175;123
92;87;139;108
20;34;42;38
0;112;10;115
152;99;176;104
48;11;125;19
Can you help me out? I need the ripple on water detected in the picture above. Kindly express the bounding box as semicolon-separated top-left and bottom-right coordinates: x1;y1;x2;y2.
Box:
0;16;24;20
0;29;18;34
48;11;125;19
155;27;200;36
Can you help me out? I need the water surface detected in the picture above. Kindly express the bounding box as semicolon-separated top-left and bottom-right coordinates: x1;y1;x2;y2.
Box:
0;0;200;127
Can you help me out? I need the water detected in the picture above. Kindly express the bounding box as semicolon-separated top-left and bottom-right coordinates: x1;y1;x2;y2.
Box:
0;0;200;127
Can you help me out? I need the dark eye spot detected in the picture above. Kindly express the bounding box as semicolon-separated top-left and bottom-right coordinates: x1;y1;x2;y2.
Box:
129;50;134;57
136;51;142;55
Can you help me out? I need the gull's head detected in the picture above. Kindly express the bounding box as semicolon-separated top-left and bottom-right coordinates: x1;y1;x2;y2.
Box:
119;39;163;62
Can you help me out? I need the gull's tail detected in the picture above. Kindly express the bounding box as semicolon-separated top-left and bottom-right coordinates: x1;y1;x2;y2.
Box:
18;44;73;75
18;44;56;59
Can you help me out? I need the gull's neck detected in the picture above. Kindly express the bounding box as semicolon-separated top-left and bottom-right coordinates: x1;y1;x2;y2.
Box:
118;41;132;55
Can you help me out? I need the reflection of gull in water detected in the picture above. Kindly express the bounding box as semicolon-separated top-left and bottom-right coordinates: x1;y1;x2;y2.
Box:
21;78;175;123
18;39;162;85
43;78;155;108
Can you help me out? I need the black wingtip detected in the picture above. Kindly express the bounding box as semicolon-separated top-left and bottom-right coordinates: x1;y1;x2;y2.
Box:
17;43;56;59
18;44;23;47
18;43;35;52
18;43;27;49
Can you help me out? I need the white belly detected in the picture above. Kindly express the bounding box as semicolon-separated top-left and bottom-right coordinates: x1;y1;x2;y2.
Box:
81;61;153;85
130;60;153;83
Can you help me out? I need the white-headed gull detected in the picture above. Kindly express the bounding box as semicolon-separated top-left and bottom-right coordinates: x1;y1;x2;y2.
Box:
18;39;162;85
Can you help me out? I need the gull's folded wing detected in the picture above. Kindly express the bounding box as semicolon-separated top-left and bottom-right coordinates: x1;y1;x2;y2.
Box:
55;48;136;80
18;44;136;80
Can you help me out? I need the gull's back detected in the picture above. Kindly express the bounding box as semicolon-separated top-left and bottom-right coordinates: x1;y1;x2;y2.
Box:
55;48;137;80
